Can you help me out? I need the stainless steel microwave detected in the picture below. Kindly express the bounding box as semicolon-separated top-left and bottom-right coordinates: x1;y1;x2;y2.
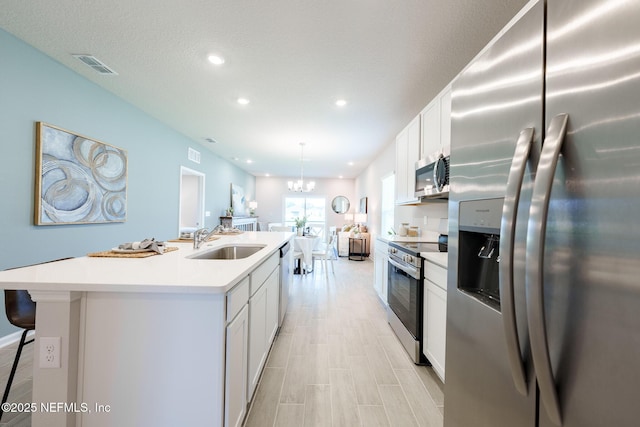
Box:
415;151;450;199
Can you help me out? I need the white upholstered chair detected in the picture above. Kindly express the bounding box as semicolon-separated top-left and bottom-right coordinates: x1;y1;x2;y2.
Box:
312;234;335;276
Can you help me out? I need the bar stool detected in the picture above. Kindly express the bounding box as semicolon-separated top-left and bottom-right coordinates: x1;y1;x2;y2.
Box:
0;257;72;421
0;289;36;421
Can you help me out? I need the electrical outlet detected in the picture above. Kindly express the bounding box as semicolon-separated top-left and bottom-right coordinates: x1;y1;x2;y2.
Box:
39;337;61;369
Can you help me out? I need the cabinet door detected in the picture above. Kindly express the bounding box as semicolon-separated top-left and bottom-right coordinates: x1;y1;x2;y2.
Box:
248;283;267;400
406;115;421;203
374;242;388;305
374;248;383;296
395;127;409;203
382;257;388;305
424;281;447;382
225;304;249;427
420;99;441;158
439;86;452;153
265;269;280;346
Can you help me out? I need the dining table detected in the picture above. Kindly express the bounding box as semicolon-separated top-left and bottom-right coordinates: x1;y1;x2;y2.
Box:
293;235;320;273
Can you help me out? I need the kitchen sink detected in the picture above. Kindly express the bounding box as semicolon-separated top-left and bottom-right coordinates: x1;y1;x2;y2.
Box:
188;244;266;260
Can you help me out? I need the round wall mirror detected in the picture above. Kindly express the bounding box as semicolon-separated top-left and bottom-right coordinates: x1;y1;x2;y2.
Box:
331;196;350;214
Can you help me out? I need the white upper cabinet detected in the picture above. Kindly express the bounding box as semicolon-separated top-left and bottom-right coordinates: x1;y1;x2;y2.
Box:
420;99;440;159
395;125;410;204
420;84;452;158
395;115;420;205
395;84;452;205
439;86;452;154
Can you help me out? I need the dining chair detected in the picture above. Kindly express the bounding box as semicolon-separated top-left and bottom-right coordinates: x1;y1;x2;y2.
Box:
292;249;307;275
312;234;335;276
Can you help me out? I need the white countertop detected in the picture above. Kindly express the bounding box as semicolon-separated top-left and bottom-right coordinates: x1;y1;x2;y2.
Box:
375;233;449;268
422;252;449;268
0;232;292;295
375;231;440;244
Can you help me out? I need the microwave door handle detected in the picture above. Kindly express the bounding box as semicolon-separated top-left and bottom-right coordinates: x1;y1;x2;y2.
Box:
499;127;534;396
526;113;569;426
433;156;443;192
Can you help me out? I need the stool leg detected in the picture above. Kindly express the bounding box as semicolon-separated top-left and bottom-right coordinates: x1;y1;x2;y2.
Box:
0;329;31;421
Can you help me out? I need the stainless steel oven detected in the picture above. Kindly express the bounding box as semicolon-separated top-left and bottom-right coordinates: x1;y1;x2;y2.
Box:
387;241;440;364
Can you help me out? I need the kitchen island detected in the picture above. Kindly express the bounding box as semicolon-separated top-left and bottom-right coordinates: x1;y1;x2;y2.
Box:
0;231;292;427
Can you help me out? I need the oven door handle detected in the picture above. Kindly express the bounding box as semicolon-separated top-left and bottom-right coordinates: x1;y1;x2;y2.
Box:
388;257;420;280
499;127;534;396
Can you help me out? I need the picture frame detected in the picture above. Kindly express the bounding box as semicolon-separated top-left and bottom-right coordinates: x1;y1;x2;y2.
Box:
34;122;127;225
230;183;246;216
360;196;368;214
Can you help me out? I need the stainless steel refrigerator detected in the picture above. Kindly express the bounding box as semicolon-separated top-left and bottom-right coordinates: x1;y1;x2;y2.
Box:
445;0;640;426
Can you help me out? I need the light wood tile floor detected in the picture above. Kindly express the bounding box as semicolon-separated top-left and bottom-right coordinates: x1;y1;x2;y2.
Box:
244;256;444;427
0;336;34;427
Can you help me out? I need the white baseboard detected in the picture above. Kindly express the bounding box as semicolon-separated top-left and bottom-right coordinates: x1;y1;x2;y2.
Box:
0;330;35;349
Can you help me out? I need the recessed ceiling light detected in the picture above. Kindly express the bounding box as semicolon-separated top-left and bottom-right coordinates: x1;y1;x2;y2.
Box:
207;55;225;65
265;173;271;177
246;159;253;164
339;175;344;179
336;99;347;107
237;98;250;105
348;161;354;166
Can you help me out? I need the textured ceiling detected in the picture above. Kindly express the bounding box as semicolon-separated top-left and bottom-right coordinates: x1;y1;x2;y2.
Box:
0;0;528;179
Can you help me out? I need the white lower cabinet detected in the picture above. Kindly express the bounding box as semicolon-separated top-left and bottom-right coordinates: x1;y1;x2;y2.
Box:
248;279;268;400
373;238;389;305
225;304;249;427
265;268;280;345
224;252;281;427
225;276;251;427
248;265;279;401
422;259;447;382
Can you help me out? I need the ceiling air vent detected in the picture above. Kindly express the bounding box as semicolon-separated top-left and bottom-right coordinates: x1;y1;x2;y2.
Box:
72;54;118;75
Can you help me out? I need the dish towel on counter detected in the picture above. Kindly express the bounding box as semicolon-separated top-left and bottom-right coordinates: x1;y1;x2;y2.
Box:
119;238;166;254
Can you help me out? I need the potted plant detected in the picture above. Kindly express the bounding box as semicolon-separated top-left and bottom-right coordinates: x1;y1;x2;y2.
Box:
294;216;307;236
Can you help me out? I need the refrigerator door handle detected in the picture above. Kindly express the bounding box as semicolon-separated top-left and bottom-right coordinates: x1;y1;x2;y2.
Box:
499;127;534;396
526;113;569;426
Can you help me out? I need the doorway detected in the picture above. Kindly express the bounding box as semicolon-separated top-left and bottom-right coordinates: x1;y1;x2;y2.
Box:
178;166;205;236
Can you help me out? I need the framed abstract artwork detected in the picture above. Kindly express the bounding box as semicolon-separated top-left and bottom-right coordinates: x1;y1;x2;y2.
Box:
34;122;128;225
230;183;246;216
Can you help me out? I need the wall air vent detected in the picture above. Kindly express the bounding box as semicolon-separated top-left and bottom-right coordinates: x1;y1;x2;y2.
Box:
72;54;118;75
188;147;201;164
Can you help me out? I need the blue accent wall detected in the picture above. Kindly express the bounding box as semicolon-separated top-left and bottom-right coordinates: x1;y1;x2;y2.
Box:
0;29;255;336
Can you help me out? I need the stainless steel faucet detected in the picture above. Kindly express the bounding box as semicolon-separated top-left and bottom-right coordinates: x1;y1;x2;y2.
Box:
193;226;223;249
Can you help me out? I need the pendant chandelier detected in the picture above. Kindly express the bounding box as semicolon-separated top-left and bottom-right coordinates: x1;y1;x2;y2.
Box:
288;142;315;192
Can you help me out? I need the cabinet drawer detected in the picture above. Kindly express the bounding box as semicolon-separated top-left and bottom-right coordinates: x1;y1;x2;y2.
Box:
251;252;279;295
424;260;447;291
227;276;250;323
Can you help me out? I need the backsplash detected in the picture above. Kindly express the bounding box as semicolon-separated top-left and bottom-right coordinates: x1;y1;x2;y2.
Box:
395;202;449;236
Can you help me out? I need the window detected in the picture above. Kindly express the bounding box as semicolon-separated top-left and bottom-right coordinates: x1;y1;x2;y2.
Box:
381;173;395;235
284;196;326;236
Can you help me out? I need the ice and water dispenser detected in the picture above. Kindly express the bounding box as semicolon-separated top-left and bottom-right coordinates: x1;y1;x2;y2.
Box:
458;198;504;310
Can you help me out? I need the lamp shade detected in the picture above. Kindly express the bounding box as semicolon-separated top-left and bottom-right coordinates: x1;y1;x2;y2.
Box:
354;213;367;224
